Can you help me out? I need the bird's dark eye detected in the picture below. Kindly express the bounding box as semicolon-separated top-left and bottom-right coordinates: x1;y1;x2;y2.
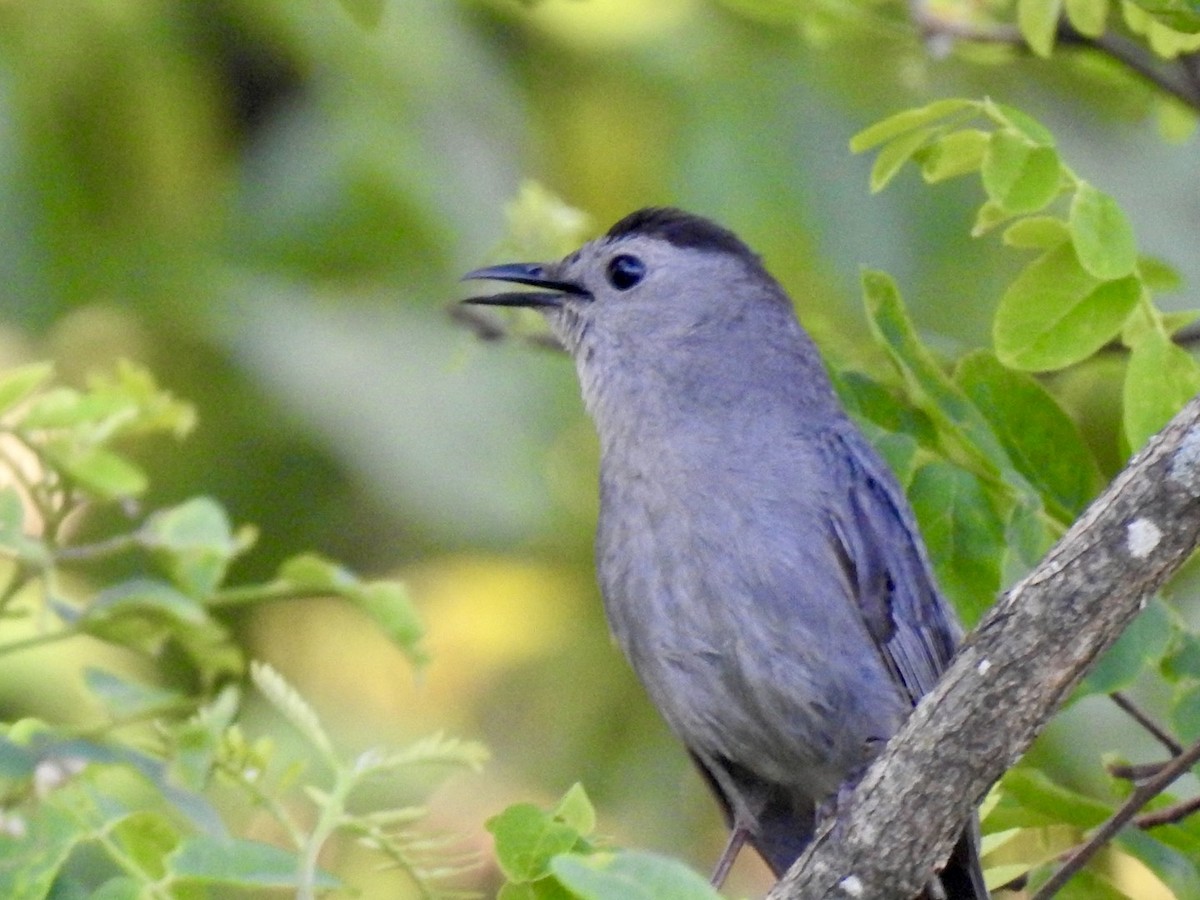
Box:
606;254;646;291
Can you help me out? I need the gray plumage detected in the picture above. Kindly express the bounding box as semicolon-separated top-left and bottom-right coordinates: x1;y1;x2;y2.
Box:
463;208;987;898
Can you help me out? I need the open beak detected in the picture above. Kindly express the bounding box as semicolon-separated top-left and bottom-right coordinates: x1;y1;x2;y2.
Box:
461;262;590;309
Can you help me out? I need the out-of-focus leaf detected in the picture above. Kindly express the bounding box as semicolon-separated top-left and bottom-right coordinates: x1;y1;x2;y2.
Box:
81;578;242;684
849;98;976;152
487;802;588;884
89;877;141;900
1065;0;1110;35
1049;864;1140;900
0;487;49;565
1170;681;1200;742
1123;327;1200;451
83;668;184;720
336;0;386;28
46;445;147;499
0;362;53;417
982;131;1063;215
972;200;1017;237
139;498;244;597
869;127;938;192
551;851;722;900
275;554;426;667
1139;256;1185;293
1161;631;1200;682
955;350;1103;519
169;835;331;888
995;767;1111;830
1002;216;1070;250
1081;596;1176;694
554;783;596;837
916;129;990;183
169;689;239;793
0;800;84;899
1018;0;1064;55
994;244;1140;371
1070;183;1138;280
908;461;1005;625
110;811;177;880
983;101;1058;145
1124;0;1200;36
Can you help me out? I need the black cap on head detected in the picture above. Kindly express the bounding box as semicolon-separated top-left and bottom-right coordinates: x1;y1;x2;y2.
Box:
605;207;760;265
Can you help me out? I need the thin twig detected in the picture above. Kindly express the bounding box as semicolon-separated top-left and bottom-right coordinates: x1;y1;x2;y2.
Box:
912;7;1200;113
1109;691;1184;756
1135;793;1200;829
1108;759;1171;782
1031;735;1200;899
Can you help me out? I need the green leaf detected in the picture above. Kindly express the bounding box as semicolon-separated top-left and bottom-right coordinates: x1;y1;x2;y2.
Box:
849;98;976;153
1064;0;1109;35
833;370;939;450
250;661;336;764
110;810;178;880
1162;631;1200;682
995;767;1111;830
139;498;243;597
994;244;1141;371
1138;255;1184;293
276;554;426;667
89;877;142;900
982;132;1063;215
170;835;332;888
47;445;147;499
916;129;990;183
971;200;1016;237
1018;0;1064;55
348;581;427;668
336;0;385;27
0;487;49;565
0;362;54;417
1082;596;1176;694
1052;865;1139;900
551;851;722;900
20;387;129;430
81;578;242;684
167;687;239;791
554;783;596;837
0;799;86;899
1004;498;1055;582
869;127;939;192
1123;327;1200;451
1002;216;1070;250
908;462;1005;625
83;668;184;720
1069;183;1138;280
955;350;1103;518
487;800;589;883
862;271;1016;480
1124;0;1200;33
1170;681;1200;742
982;101;1058;146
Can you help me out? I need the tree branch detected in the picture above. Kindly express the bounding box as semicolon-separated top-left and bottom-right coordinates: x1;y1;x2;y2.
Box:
1030;735;1200;899
768;395;1200;899
912;7;1200;113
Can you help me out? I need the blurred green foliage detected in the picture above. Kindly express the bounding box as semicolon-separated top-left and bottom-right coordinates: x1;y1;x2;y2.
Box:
0;0;1197;896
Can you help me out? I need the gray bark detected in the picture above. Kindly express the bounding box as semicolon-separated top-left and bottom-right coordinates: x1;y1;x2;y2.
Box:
769;394;1200;899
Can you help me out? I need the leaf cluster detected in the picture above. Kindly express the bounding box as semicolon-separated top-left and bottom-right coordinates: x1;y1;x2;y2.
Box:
0;362;483;898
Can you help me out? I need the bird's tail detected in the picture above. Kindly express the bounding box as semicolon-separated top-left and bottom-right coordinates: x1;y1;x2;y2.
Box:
932;823;989;900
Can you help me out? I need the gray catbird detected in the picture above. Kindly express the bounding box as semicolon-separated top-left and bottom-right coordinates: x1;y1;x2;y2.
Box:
463;208;987;898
